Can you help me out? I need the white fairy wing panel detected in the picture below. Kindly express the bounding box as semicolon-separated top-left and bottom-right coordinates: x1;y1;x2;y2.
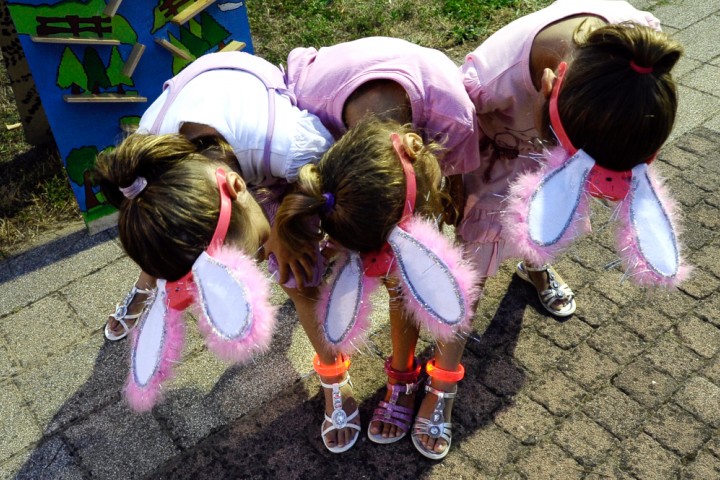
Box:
323;253;365;344
132;280;168;387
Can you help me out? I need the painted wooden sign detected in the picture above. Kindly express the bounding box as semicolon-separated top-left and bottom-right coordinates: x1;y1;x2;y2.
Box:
6;0;253;232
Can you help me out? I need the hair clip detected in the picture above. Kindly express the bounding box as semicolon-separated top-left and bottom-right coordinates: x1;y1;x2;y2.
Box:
120;176;147;199
124;168;277;411
502;62;689;288
316;133;480;354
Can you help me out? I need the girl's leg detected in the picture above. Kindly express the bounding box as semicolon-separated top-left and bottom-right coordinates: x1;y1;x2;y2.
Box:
282;285;360;450
368;278;421;441
414;334;467;455
105;271;156;340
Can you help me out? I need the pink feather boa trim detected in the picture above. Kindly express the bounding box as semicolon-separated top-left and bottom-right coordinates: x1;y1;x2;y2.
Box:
124;303;185;412
616;167;692;288
316;252;382;355
502;146;591;265
397;217;480;341
195;247;277;363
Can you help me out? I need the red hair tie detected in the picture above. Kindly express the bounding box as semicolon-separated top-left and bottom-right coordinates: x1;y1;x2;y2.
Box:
630;60;653;74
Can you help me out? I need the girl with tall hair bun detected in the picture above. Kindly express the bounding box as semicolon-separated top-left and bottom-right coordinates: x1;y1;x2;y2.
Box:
280;37;482;459
458;0;686;324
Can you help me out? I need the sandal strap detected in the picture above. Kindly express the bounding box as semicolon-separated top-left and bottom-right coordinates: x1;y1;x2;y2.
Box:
113;285;154;320
322;408;361;434
425;384;457;399
520;262;551;273
413;416;452;442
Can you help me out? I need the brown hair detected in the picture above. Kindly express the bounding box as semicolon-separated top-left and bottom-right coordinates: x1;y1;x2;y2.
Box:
544;22;683;171
94;132;250;280
275;118;445;253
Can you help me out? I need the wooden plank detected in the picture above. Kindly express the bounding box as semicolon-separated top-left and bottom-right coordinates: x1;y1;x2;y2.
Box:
121;43;146;77
154;38;194;60
219;40;246;52
31;36;120;45
103;0;123;17
171;0;216;26
64;94;148;103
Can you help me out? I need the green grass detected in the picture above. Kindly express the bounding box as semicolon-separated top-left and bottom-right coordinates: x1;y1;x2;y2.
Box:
0;0;552;255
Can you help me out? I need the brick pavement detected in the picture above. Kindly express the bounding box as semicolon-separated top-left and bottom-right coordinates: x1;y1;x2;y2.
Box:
1;1;719;478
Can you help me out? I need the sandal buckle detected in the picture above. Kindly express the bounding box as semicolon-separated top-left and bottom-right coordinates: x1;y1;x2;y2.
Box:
331;409;347;428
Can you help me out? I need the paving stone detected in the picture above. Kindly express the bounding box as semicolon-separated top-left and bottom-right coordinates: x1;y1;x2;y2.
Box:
664;175;706;207
675;316;720;358
476;353;527;398
573;292;619;329
553;412;618;467
692;243;720;279
528;370;587;416
0;232;124;317
707;435;720;460
617;305;676;341
587;323;645;365
652;0;720;30
582;386;645;440
643;333;705;380
620;432;681;480
590;272;644;309
681;223;717;252
697;291;720;328
643;403;711;457
613;358;678;408
458;424;521;477
640;288;695;323
0;342;17;381
536;317;594;350
675;126;720;157
0;384;41;463
667;86;720;144
703;357;720;384
660;144;706;171
684;203;720;233
558;343;620;390
15;336;126;435
0;450;32;480
13;435;85;480
683;167;719;194
674;376;720;427
64;402;178;479
680;449;720;480
516;441;584;479
0;294;88;369
62;256;143;330
511;331;565;377
494;395;556;445
586;456;636;480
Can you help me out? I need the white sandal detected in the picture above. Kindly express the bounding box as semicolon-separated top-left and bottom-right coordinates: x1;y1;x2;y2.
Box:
320;374;361;453
516;262;576;317
104;285;154;341
411;382;456;460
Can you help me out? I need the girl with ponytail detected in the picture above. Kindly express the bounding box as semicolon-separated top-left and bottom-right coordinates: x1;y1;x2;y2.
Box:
459;0;687;325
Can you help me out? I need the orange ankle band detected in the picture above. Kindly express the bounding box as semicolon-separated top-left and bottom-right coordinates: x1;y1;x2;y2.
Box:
425;359;465;383
313;353;351;377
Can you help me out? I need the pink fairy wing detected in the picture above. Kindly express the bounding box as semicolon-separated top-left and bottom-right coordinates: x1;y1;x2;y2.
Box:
124;280;185;412
503;147;593;265
616;163;691;287
316;251;381;354
193;248;277;363
388;218;480;341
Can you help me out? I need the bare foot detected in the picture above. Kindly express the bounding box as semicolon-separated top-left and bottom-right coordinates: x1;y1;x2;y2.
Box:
320;373;361;451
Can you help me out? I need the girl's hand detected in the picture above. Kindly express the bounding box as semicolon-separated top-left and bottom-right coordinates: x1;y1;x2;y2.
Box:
263;221;317;290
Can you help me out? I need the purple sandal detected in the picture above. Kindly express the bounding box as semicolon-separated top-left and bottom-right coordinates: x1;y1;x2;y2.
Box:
368;356;421;444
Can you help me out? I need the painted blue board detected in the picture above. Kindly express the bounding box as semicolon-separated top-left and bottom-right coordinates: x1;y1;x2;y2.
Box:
7;0;253;230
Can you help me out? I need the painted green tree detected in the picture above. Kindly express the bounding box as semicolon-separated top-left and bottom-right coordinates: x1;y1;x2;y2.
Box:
106;46;135;94
57;47;87;94
83;48;111;94
65;146;100;211
200;12;230;48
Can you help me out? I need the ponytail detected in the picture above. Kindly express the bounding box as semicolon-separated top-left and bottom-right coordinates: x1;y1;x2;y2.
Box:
275;118;446;253
555;22;683;170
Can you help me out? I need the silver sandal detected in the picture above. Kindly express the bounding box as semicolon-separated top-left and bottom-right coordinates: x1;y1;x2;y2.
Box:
104;285;154;341
516;262;576;317
411;382;456;460
320;374;361;453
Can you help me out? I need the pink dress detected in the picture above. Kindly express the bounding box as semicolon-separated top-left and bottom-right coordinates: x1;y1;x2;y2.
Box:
458;0;661;277
285;37;481;177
